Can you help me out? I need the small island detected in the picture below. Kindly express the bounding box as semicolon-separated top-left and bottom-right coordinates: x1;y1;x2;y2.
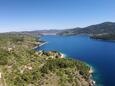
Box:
0;33;94;86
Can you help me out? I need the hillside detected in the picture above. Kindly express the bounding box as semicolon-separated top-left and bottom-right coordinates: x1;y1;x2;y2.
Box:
58;22;115;35
0;33;93;86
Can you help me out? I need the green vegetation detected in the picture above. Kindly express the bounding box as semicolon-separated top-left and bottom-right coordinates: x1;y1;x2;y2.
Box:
0;33;91;86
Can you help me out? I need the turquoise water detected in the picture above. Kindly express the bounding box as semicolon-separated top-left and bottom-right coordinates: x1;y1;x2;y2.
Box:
36;35;115;86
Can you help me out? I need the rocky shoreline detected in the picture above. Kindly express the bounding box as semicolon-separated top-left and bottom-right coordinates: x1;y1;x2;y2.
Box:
88;67;96;86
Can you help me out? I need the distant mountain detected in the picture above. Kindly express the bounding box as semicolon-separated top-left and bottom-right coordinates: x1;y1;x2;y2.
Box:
58;22;115;35
7;30;63;37
21;30;63;36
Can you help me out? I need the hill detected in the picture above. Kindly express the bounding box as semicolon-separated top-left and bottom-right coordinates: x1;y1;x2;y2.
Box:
58;22;115;35
0;33;93;86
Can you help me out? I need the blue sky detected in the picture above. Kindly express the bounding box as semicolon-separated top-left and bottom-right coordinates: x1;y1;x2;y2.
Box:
0;0;115;32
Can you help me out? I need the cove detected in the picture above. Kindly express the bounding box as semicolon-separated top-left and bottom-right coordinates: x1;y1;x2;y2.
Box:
36;35;115;86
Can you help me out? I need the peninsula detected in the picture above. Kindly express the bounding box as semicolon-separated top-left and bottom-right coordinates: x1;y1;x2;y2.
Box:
90;34;115;40
0;33;94;86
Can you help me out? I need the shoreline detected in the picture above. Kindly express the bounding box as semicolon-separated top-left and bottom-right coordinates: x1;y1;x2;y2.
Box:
36;37;96;86
85;63;96;86
90;36;115;42
88;66;96;86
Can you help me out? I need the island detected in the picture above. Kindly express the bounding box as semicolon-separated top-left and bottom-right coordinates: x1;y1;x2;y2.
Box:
0;33;94;86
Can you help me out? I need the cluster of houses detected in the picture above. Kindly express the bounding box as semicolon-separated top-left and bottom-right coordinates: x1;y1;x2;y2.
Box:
35;50;65;59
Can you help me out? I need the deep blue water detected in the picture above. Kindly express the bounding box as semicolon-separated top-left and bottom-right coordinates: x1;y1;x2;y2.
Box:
36;35;115;86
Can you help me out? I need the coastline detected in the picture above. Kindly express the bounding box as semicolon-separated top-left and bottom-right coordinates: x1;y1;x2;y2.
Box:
89;67;96;86
91;38;115;42
85;63;96;86
36;37;96;86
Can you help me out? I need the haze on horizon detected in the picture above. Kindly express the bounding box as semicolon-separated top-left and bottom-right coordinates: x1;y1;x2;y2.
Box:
0;0;115;32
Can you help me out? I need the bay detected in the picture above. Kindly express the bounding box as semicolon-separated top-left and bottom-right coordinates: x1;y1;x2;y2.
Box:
36;35;115;86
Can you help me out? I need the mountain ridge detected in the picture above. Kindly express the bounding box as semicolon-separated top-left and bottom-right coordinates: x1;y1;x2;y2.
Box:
58;22;115;35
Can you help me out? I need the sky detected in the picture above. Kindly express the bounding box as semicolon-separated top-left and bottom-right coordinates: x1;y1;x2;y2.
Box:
0;0;115;32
